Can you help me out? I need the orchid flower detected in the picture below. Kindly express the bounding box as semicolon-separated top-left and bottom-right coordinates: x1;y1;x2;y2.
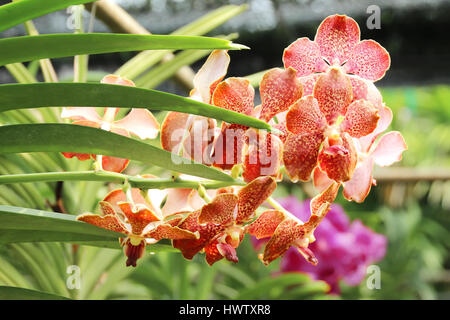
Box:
211;67;303;182
248;181;340;265
173;176;277;265
313;104;407;202
283;67;380;183
160;50;230;163
283;14;389;107
77;186;199;267
61;74;160;173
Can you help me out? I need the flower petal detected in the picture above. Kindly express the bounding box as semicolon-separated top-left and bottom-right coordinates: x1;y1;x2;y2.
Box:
318;133;357;182
312;167;334;193
217;242;239;264
285;95;327;135
60;107;101;122
313;67;353;124
211;123;247;170
160;111;190;152
237;176;277;224
161;188;193;216
113;108;160;140
101;156;130;173
122;237;146;267
118;202;161;235
172;211;226;260
345;40;390;81
193;50;230;103
242;129;283;183
259;67;303;121
299;74;321;96
371;131;407;167
261;218;304;265
101;74;135;86
314;14;360;65
204;240;225;265
247;210;286;239
358;104;393;153
144;223;198;240
212;77;254;114
341;99;379;138
309;181;340;219
198;193;238;225
283;132;324;182
343;157;374;203
348;75;383;107
77;213;128;234
283;37;327;77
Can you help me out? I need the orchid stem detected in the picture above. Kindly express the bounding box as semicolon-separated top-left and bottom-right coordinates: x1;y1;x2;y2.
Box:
0;171;246;190
266;196;304;224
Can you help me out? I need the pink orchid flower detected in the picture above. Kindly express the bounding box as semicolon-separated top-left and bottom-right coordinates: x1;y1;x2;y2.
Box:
283;67;380;183
313;104;407;202
283;14;389;107
61;74;160;173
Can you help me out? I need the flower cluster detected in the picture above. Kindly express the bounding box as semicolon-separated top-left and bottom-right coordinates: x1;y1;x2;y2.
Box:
72;15;406;268
253;196;387;294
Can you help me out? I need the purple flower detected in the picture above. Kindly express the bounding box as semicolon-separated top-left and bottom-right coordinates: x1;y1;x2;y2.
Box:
253;196;387;293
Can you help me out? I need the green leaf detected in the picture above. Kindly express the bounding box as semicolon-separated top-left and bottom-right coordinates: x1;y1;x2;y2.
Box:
0;205;176;252
0;124;234;181
0;286;70;300
0;0;95;33
0;34;247;66
0;83;272;131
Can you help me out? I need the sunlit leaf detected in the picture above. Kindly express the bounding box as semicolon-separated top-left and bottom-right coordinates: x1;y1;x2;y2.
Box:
0;34;247;66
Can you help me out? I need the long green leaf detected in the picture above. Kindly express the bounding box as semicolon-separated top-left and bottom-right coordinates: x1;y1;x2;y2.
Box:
0;83;273;131
0;34;246;66
0;205;175;252
0;124;234;181
0;286;70;300
0;0;95;33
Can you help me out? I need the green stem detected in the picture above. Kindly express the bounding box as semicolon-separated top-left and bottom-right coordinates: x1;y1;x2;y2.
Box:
0;170;246;189
266;196;304;224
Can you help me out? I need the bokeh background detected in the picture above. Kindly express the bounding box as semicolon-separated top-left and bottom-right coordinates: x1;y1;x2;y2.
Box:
0;0;449;300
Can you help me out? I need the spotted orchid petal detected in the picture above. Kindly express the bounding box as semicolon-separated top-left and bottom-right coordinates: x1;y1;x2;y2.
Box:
342;156;375;203
309;181;340;219
100;155;130;173
118;202;161;235
101;74;135;87
299;74;321;96
143;223;198;241
193;50;230;104
318;132;357;182
259;68;303;121
358;104;393;153
313;67;353;124
283;37;327;77
172;211;226;260
247;210;286;239
283;132;325;182
260;218;304;265
341;99;380;138
285;95;327;135
348;75;383;107
314;14;360;66
212;123;247;170
198;193;238;225
370;131;407;167
212;77;255;114
242;129;283;183
237;176;277;224
113;108;160;140
76;213;128;234
344;40;391;81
